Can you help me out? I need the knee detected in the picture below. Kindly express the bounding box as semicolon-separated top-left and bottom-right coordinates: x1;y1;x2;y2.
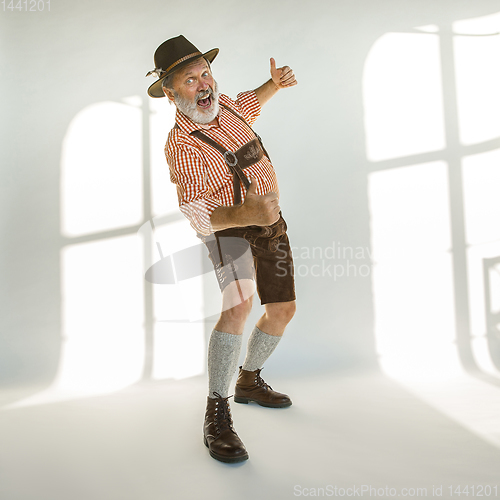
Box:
222;296;253;323
268;301;296;325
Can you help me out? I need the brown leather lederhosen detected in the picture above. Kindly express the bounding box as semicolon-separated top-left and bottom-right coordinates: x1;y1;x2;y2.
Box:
174;103;296;304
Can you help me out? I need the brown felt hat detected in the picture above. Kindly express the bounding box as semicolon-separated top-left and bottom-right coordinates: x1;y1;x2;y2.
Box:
146;35;219;98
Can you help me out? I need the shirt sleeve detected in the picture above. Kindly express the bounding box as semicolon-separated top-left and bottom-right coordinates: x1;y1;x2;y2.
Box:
223;90;262;126
165;133;222;236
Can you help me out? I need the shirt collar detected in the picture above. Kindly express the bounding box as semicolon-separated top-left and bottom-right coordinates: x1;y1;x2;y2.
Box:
175;106;222;134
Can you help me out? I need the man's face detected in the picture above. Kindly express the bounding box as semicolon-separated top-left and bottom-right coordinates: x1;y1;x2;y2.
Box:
165;58;219;124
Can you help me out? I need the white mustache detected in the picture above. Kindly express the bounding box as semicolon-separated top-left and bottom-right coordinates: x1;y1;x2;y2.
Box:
197;89;212;100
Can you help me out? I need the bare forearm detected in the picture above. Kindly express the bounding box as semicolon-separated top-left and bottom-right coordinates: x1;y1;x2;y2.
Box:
210;176;280;231
254;79;280;107
254;58;297;107
210;205;247;231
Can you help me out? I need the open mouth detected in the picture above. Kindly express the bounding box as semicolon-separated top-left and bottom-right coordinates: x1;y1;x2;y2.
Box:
197;93;212;109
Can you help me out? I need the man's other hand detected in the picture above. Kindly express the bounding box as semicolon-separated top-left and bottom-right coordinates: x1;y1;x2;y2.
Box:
241;176;280;226
270;58;297;89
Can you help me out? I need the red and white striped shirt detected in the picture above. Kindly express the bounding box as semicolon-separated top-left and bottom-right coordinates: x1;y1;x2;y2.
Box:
165;91;280;236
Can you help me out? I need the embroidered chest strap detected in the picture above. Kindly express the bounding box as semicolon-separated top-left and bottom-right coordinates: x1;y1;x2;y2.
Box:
190;129;254;205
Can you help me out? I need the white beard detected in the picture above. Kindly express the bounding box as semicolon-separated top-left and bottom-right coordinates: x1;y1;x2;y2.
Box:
173;81;220;125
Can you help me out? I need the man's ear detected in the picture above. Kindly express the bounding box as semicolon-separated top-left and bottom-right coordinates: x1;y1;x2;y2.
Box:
163;87;175;102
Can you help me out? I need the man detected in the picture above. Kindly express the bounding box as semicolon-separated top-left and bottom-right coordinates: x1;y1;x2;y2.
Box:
146;35;297;463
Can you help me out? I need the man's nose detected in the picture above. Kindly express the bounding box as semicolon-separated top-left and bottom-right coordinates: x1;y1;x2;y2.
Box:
198;81;209;92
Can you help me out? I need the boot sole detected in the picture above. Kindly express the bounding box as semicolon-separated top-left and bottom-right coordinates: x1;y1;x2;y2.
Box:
203;435;249;463
234;396;292;408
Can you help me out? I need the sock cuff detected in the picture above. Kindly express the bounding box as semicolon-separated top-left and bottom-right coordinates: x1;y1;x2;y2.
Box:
251;325;281;339
252;325;268;336
241;325;282;372
210;329;243;346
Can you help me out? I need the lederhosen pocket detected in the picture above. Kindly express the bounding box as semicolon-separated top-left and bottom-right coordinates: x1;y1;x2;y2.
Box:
240;214;287;252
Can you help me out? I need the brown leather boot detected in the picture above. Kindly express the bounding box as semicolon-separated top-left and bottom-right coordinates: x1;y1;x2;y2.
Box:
234;366;292;408
203;392;249;463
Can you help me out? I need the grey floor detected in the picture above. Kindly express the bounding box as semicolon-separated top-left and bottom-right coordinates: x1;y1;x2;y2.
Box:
1;371;500;500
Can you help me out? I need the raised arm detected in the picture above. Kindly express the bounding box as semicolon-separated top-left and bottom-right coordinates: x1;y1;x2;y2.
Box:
254;57;297;107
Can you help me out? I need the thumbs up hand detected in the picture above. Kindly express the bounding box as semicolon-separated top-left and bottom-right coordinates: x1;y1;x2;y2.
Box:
246;176;259;196
240;176;280;226
270;57;297;90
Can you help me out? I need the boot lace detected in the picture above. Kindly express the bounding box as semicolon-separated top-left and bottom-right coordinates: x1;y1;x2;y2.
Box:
212;392;235;434
255;368;273;391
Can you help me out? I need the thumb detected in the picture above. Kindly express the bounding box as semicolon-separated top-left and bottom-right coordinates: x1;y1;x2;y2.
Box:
247;176;258;194
270;57;276;73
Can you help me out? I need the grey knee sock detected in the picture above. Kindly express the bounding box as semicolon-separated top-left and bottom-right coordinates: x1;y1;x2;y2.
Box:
208;329;243;399
242;326;282;372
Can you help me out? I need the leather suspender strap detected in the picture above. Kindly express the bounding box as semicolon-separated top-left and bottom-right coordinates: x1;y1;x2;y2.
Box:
172;102;271;205
175;123;251;204
219;103;272;162
190;129;250;205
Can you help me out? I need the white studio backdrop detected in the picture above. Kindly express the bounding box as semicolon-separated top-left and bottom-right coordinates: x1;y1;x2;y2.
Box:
1;0;500;407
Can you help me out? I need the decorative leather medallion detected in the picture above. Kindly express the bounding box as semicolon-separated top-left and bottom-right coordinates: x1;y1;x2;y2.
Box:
243;143;261;161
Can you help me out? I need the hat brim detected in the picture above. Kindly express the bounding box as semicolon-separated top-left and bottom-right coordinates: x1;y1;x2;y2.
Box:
147;48;219;98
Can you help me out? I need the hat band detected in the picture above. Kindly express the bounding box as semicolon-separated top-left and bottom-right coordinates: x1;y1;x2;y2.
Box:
165;51;203;74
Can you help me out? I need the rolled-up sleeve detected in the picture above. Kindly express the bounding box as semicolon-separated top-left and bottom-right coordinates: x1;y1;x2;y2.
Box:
165;134;222;236
225;90;261;126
